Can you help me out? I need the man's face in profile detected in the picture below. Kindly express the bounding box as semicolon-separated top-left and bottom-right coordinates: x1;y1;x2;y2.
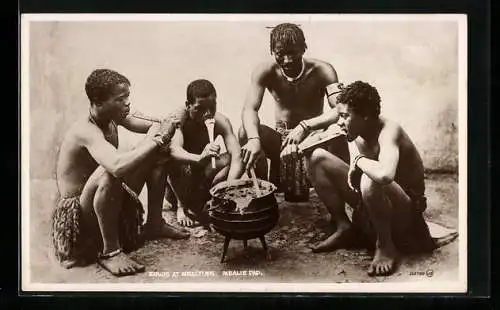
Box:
97;82;131;121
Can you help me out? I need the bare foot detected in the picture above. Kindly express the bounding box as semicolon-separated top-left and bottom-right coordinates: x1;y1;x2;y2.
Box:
144;220;190;240
177;207;200;227
367;243;399;277
61;259;81;269
311;224;352;253
97;250;145;277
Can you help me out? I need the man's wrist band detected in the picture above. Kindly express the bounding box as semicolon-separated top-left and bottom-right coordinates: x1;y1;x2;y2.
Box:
152;135;166;147
248;137;260;141
299;121;311;132
353;154;365;168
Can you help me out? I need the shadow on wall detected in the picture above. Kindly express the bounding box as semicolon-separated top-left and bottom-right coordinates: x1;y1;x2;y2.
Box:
27;20;460;180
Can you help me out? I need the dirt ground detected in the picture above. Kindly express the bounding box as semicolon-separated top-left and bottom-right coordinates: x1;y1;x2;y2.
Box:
27;173;458;285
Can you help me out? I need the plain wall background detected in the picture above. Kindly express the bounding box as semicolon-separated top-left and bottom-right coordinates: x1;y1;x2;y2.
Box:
27;18;460;179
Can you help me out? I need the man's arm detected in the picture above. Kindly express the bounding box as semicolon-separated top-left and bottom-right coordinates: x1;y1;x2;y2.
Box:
120;111;160;134
355;123;400;185
217;114;244;180
241;63;268;139
81;124;159;178
168;129;202;164
301;63;341;131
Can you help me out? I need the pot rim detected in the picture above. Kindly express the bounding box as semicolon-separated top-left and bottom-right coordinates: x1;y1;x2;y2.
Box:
209;178;277;197
209;213;278;224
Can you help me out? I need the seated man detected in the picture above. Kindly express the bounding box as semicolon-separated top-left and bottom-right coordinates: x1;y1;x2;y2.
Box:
165;79;245;227
52;69;189;277
306;81;436;276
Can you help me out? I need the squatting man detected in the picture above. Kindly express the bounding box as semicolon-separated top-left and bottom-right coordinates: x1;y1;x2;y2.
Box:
288;81;437;276
52;69;190;277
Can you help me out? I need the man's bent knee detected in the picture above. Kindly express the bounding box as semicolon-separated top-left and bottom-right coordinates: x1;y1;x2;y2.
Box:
95;171;122;199
359;174;386;201
80;168;119;209
308;148;330;168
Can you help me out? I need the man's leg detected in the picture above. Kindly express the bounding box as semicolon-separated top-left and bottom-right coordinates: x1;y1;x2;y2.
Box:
164;182;178;210
142;162;190;239
168;153;232;227
327;135;350;164
167;162;199;227
79;166;145;276
306;148;359;253
121;128;189;239
238;125;282;187
359;174;412;276
204;153;231;185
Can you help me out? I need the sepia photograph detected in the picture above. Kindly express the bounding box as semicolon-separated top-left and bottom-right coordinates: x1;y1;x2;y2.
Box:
21;14;467;293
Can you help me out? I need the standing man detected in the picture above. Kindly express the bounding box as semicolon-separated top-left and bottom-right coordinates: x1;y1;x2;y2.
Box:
52;69;188;277
239;22;349;201
307;81;436;276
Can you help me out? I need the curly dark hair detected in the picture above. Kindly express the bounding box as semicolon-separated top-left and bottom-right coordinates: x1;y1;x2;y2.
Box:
337;81;381;118
84;69;130;104
270;23;307;54
186;79;217;104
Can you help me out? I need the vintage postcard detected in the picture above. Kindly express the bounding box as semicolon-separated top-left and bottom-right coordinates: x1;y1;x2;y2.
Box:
21;13;467;293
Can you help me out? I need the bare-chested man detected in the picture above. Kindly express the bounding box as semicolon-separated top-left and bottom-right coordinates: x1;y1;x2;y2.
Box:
239;23;349;201
307;81;436;276
165;79;245;227
52;69;189;277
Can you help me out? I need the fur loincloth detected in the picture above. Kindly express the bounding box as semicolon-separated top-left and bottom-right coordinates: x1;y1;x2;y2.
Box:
50;183;144;267
350;194;437;254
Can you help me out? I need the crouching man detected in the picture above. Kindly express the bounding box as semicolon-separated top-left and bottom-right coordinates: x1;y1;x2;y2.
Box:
52;69;189;277
165;79;245;227
307;81;436;276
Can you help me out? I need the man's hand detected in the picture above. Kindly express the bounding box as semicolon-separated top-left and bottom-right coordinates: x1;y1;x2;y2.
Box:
155;117;181;145
199;142;221;164
241;138;263;171
282;124;309;150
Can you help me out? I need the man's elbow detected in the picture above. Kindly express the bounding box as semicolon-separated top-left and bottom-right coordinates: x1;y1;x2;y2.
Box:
378;171;395;185
169;147;182;161
109;164;125;179
242;106;258;117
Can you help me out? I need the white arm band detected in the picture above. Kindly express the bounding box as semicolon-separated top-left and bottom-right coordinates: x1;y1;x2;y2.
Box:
325;82;344;98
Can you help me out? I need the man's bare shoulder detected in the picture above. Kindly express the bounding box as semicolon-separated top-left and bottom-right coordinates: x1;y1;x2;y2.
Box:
309;58;338;81
251;60;277;81
214;112;233;128
379;118;403;142
64;116;103;146
166;105;189;125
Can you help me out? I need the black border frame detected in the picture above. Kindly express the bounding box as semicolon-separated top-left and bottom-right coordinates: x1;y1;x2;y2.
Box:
11;0;492;307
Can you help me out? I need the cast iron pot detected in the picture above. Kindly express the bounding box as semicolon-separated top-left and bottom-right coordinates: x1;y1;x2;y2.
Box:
207;179;279;262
